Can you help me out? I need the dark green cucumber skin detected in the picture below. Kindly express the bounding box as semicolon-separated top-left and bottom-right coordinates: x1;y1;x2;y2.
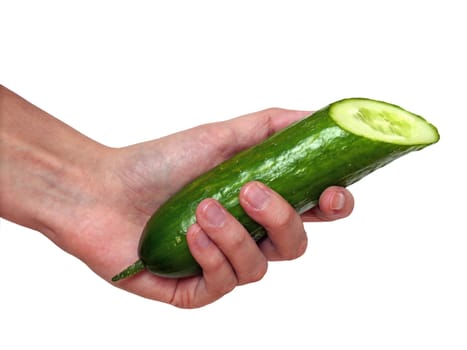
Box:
139;100;432;278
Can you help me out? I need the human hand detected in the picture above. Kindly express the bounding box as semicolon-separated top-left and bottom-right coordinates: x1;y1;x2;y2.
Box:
70;108;354;308
0;87;353;308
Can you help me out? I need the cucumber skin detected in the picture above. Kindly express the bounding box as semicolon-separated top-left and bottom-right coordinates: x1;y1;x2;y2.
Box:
139;100;436;278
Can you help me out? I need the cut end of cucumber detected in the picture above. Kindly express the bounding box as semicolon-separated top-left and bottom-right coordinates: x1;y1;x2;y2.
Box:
330;98;439;145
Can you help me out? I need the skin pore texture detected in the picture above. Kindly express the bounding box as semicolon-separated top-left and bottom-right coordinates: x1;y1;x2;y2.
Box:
0;85;354;308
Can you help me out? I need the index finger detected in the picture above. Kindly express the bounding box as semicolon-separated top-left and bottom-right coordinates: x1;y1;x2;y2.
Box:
221;108;312;156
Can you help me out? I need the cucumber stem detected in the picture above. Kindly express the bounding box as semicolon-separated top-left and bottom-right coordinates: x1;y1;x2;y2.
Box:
111;259;145;282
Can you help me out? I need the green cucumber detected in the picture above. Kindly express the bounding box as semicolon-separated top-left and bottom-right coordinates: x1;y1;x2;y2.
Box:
112;98;439;281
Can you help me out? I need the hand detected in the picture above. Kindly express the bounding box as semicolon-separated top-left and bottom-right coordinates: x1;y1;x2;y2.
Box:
72;108;353;308
0;86;353;308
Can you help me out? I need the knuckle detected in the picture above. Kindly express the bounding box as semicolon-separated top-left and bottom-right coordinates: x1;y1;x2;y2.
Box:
224;276;238;293
228;230;248;249
251;261;268;282
239;260;268;285
213;275;237;296
203;252;226;273
275;232;308;261
263;107;285;116
269;207;295;229
202;123;238;158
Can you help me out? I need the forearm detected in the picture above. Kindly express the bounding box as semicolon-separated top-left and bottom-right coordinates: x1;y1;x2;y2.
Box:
0;85;109;239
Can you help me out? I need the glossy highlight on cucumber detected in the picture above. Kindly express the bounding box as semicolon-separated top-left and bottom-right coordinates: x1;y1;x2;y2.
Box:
112;98;439;281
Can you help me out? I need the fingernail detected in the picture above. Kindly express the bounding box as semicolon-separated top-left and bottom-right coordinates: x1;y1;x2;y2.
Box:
244;182;271;210
330;191;345;211
203;200;226;227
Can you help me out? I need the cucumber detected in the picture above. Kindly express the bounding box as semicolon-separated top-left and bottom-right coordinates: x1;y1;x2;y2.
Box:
112;98;439;281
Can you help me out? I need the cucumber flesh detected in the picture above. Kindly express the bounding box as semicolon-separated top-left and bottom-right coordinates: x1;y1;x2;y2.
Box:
330;99;438;145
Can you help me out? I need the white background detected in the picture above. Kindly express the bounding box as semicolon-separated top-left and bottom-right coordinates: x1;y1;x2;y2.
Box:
1;1;466;349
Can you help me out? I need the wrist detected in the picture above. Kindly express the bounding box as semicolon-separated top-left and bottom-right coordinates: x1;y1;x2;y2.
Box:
0;86;111;242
